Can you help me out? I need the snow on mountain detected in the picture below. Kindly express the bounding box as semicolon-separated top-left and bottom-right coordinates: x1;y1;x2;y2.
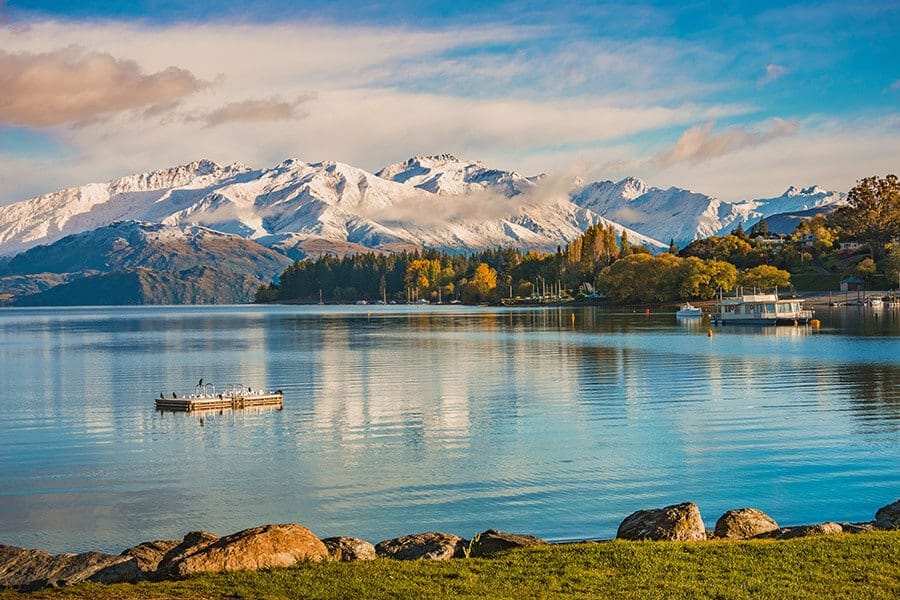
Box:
0;154;844;262
713;186;847;236
572;177;846;246
572;177;728;245
0;160;253;256
0;155;666;259
376;154;542;197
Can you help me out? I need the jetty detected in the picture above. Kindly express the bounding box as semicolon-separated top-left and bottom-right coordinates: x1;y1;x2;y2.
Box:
155;383;283;412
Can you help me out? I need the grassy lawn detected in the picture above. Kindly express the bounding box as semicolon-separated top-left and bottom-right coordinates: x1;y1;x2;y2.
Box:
4;532;898;599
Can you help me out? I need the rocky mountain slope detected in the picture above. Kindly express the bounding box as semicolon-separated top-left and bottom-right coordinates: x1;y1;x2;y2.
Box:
0;221;292;305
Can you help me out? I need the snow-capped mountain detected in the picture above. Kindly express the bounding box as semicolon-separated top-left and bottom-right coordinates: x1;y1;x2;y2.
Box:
376;154;543;196
713;185;847;236
571;178;846;246
0;155;847;263
0;156;666;259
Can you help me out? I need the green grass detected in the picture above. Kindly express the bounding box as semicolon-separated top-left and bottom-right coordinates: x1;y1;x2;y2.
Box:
4;532;898;599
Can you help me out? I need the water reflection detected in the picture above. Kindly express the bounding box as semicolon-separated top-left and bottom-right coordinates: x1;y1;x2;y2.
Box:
0;305;896;554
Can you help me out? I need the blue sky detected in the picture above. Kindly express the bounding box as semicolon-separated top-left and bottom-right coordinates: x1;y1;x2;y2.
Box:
1;1;898;204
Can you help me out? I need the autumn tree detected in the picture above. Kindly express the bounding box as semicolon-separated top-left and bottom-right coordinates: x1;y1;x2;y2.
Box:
462;262;498;303
737;265;791;290
830;174;900;257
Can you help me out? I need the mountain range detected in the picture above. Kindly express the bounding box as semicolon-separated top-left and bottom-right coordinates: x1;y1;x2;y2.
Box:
0;155;846;305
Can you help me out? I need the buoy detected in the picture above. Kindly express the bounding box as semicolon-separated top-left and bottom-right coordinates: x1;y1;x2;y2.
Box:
571;313;575;325
707;328;713;337
645;308;650;315
811;319;820;329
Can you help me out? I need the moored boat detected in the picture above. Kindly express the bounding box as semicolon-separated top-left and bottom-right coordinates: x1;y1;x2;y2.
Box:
713;291;813;325
675;303;702;318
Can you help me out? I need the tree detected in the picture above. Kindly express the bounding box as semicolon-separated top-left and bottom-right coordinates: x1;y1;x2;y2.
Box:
737;265;791;290
854;257;876;284
749;218;769;238
462;262;498;303
885;245;900;288
619;230;632;257
668;238;677;254
830;174;900;257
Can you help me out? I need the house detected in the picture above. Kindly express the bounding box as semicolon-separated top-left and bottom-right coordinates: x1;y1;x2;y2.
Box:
799;233;815;248
839;241;862;251
841;276;865;292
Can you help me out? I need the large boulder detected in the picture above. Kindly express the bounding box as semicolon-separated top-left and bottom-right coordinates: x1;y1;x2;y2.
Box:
322;537;376;562
0;545;142;591
714;508;780;539
375;532;467;560
469;529;548;557
120;539;181;578
170;524;327;577
616;502;707;541
775;522;844;540
875;499;900;530
144;530;220;580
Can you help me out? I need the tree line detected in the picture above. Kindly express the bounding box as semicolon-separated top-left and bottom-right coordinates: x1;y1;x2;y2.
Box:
257;174;898;304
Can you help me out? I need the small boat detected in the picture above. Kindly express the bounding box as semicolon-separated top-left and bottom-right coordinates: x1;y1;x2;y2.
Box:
676;303;703;318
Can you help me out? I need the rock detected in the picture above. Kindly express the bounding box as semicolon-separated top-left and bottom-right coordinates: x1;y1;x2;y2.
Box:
375;532;467;560
170;523;327;577
0;545;142;591
841;521;876;534
469;529;548;557
875;499;900;530
120;539;180;578
616;502;706;542
322;537;376;562
153;530;220;580
714;508;780;539
776;522;844;540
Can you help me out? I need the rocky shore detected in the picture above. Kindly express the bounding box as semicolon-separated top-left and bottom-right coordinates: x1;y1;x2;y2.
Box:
2;499;898;592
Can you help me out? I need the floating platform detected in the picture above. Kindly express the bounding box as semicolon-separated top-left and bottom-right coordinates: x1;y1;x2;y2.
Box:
155;385;283;412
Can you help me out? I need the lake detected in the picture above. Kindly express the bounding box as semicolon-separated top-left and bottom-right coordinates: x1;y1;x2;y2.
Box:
0;304;897;553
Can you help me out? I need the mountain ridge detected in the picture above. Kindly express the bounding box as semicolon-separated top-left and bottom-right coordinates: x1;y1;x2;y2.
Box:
0;155;846;261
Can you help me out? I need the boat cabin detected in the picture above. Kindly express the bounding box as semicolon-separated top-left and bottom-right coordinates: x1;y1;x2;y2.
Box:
715;292;812;325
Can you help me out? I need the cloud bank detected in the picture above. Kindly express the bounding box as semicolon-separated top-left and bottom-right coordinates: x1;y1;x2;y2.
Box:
0;47;206;127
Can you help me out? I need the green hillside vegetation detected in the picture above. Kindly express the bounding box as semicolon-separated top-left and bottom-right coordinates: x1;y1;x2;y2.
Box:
3;532;898;600
259;174;899;305
12;267;268;306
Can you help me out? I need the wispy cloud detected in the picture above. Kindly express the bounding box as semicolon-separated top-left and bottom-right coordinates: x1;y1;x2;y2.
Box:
889;80;900;92
0;47;206;127
194;95;314;128
653;118;799;167
758;63;788;87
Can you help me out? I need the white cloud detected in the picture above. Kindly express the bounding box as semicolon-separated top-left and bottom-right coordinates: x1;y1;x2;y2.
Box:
652;118;799;167
633;116;900;201
758;63;788;86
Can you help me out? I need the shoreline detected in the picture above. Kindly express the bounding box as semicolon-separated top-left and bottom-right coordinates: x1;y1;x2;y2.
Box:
2;498;897;592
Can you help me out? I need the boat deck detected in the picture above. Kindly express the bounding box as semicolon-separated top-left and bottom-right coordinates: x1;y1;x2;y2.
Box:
155;391;283;412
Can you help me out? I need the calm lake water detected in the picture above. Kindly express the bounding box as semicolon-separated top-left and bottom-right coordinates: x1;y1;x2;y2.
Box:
0;304;897;553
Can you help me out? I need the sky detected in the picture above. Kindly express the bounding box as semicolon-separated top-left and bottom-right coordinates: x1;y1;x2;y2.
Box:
1;0;898;206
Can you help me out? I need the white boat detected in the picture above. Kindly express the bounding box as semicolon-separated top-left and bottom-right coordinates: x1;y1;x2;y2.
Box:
675;303;703;318
713;292;813;325
867;296;884;308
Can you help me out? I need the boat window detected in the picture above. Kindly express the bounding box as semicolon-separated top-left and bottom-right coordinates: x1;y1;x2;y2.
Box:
765;304;775;312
